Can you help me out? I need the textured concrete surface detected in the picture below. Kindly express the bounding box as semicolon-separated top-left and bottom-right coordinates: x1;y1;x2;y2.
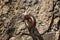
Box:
0;0;60;40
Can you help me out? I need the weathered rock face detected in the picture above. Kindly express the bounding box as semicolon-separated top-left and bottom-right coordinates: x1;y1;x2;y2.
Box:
0;0;60;40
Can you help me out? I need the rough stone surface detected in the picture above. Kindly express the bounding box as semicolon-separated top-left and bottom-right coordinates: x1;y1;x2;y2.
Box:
0;0;60;40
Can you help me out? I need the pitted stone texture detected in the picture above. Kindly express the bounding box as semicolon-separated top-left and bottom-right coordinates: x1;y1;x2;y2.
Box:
0;0;60;40
43;31;59;40
43;32;56;40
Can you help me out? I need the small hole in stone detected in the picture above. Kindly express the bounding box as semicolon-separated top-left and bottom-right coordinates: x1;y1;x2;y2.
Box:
7;28;15;35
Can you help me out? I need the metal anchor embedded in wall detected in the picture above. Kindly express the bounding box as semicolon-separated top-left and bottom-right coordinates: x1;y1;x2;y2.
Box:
23;14;44;40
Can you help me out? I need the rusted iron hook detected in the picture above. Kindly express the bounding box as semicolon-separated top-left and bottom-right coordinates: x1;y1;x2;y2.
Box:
23;15;44;40
23;15;36;29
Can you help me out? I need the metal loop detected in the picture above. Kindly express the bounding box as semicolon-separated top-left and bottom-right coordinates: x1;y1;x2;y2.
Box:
23;15;36;29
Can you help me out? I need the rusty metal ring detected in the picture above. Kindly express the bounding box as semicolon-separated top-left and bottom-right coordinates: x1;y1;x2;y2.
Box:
23;15;36;29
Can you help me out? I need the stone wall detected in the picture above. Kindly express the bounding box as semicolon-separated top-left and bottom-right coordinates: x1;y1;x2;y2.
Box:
0;0;60;40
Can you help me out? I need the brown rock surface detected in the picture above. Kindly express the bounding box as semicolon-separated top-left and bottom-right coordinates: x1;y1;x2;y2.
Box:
0;0;60;40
